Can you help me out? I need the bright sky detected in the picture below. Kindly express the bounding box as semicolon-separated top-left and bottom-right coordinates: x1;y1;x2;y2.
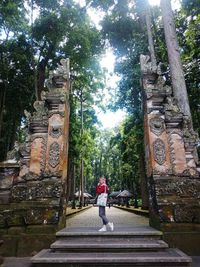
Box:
91;0;181;129
96;49;126;129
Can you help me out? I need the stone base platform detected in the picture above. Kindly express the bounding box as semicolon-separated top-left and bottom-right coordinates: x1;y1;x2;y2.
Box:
31;226;192;267
0;225;57;257
161;223;200;256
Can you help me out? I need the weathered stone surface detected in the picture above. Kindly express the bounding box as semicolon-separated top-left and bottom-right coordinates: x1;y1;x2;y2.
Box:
141;54;200;227
26;225;57;234
7;226;25;235
0;164;19;189
0;191;10;204
0;58;69;260
24;207;59;225
0;214;6;228
0;235;19;256
25;180;62;201
5;210;25;226
168;130;188;174
11;184;27;202
29;136;47;175
153;138;166;165
174;205;200;223
149;117;165;137
48;142;60;168
155;177;200;198
17;234;56;257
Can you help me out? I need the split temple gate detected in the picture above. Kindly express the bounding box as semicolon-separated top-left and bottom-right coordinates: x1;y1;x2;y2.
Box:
0;59;70;256
140;54;200;254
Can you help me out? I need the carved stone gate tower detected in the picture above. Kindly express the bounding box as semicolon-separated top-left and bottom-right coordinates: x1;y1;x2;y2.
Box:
0;59;70;256
140;55;200;254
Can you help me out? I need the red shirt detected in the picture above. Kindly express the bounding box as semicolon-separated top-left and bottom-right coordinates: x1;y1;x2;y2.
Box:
96;183;108;194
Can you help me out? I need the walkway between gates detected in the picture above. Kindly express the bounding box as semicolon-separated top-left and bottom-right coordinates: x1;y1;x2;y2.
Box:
66;206;149;229
2;206;200;267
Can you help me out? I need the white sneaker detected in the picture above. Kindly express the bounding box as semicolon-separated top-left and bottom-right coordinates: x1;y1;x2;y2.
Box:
107;222;114;231
98;225;107;232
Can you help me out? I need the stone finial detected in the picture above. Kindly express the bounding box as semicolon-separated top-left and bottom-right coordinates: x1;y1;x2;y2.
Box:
6;141;20;161
56;59;70;80
164;97;180;114
140;54;157;74
24;110;32;125
45;58;70;91
32;101;48;120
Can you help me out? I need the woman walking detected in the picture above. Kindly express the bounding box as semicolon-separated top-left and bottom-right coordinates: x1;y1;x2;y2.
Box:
96;177;114;232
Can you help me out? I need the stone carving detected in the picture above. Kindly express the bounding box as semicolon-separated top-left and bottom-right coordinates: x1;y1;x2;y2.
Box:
45;71;54;90
37;136;47;173
18;136;31;169
55;59;70;78
28;101;48;134
167;129;182;170
153;138;166;165
140;54;157;74
48;110;65;118
174;205;200;223
6;141;20;161
45;58;70;91
6;211;24;226
164;96;183;123
24;109;32;126
24;207;59;225
50;120;63;138
11;184;27;202
155;178;200;198
32;101;48;120
27;181;61;200
0;57;70;236
48;142;60;168
183;117;199;145
150;117;165;136
25;208;44;225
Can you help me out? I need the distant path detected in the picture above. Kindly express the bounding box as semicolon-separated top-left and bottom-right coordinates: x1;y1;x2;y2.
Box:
66;206;149;229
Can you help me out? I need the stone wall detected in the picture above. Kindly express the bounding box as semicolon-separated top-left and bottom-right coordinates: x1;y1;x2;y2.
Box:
0;59;70;256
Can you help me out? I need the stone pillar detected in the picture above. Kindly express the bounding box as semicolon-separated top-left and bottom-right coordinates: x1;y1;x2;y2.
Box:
0;59;70;256
140;54;200;254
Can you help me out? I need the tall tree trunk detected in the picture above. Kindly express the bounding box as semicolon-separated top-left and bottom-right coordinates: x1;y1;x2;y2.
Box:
160;0;192;119
36;43;54;100
0;86;6;139
37;59;46;101
72;164;76;209
139;152;149;210
66;158;73;206
145;2;157;67
79;90;84;208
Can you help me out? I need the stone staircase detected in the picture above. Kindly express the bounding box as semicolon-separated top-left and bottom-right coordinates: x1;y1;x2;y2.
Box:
31;226;192;267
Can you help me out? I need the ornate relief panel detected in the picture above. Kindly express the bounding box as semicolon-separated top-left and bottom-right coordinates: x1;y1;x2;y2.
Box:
48;142;60;168
153;138;166;165
150;117;165;136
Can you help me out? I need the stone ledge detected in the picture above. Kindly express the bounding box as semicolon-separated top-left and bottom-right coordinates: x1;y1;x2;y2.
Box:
113;205;149;217
66;205;92;217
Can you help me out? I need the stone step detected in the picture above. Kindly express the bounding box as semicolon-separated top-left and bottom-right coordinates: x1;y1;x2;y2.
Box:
31;248;192;267
56;227;163;240
51;238;168;252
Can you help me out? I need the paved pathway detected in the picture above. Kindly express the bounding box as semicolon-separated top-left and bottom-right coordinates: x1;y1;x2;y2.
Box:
66;206;149;229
